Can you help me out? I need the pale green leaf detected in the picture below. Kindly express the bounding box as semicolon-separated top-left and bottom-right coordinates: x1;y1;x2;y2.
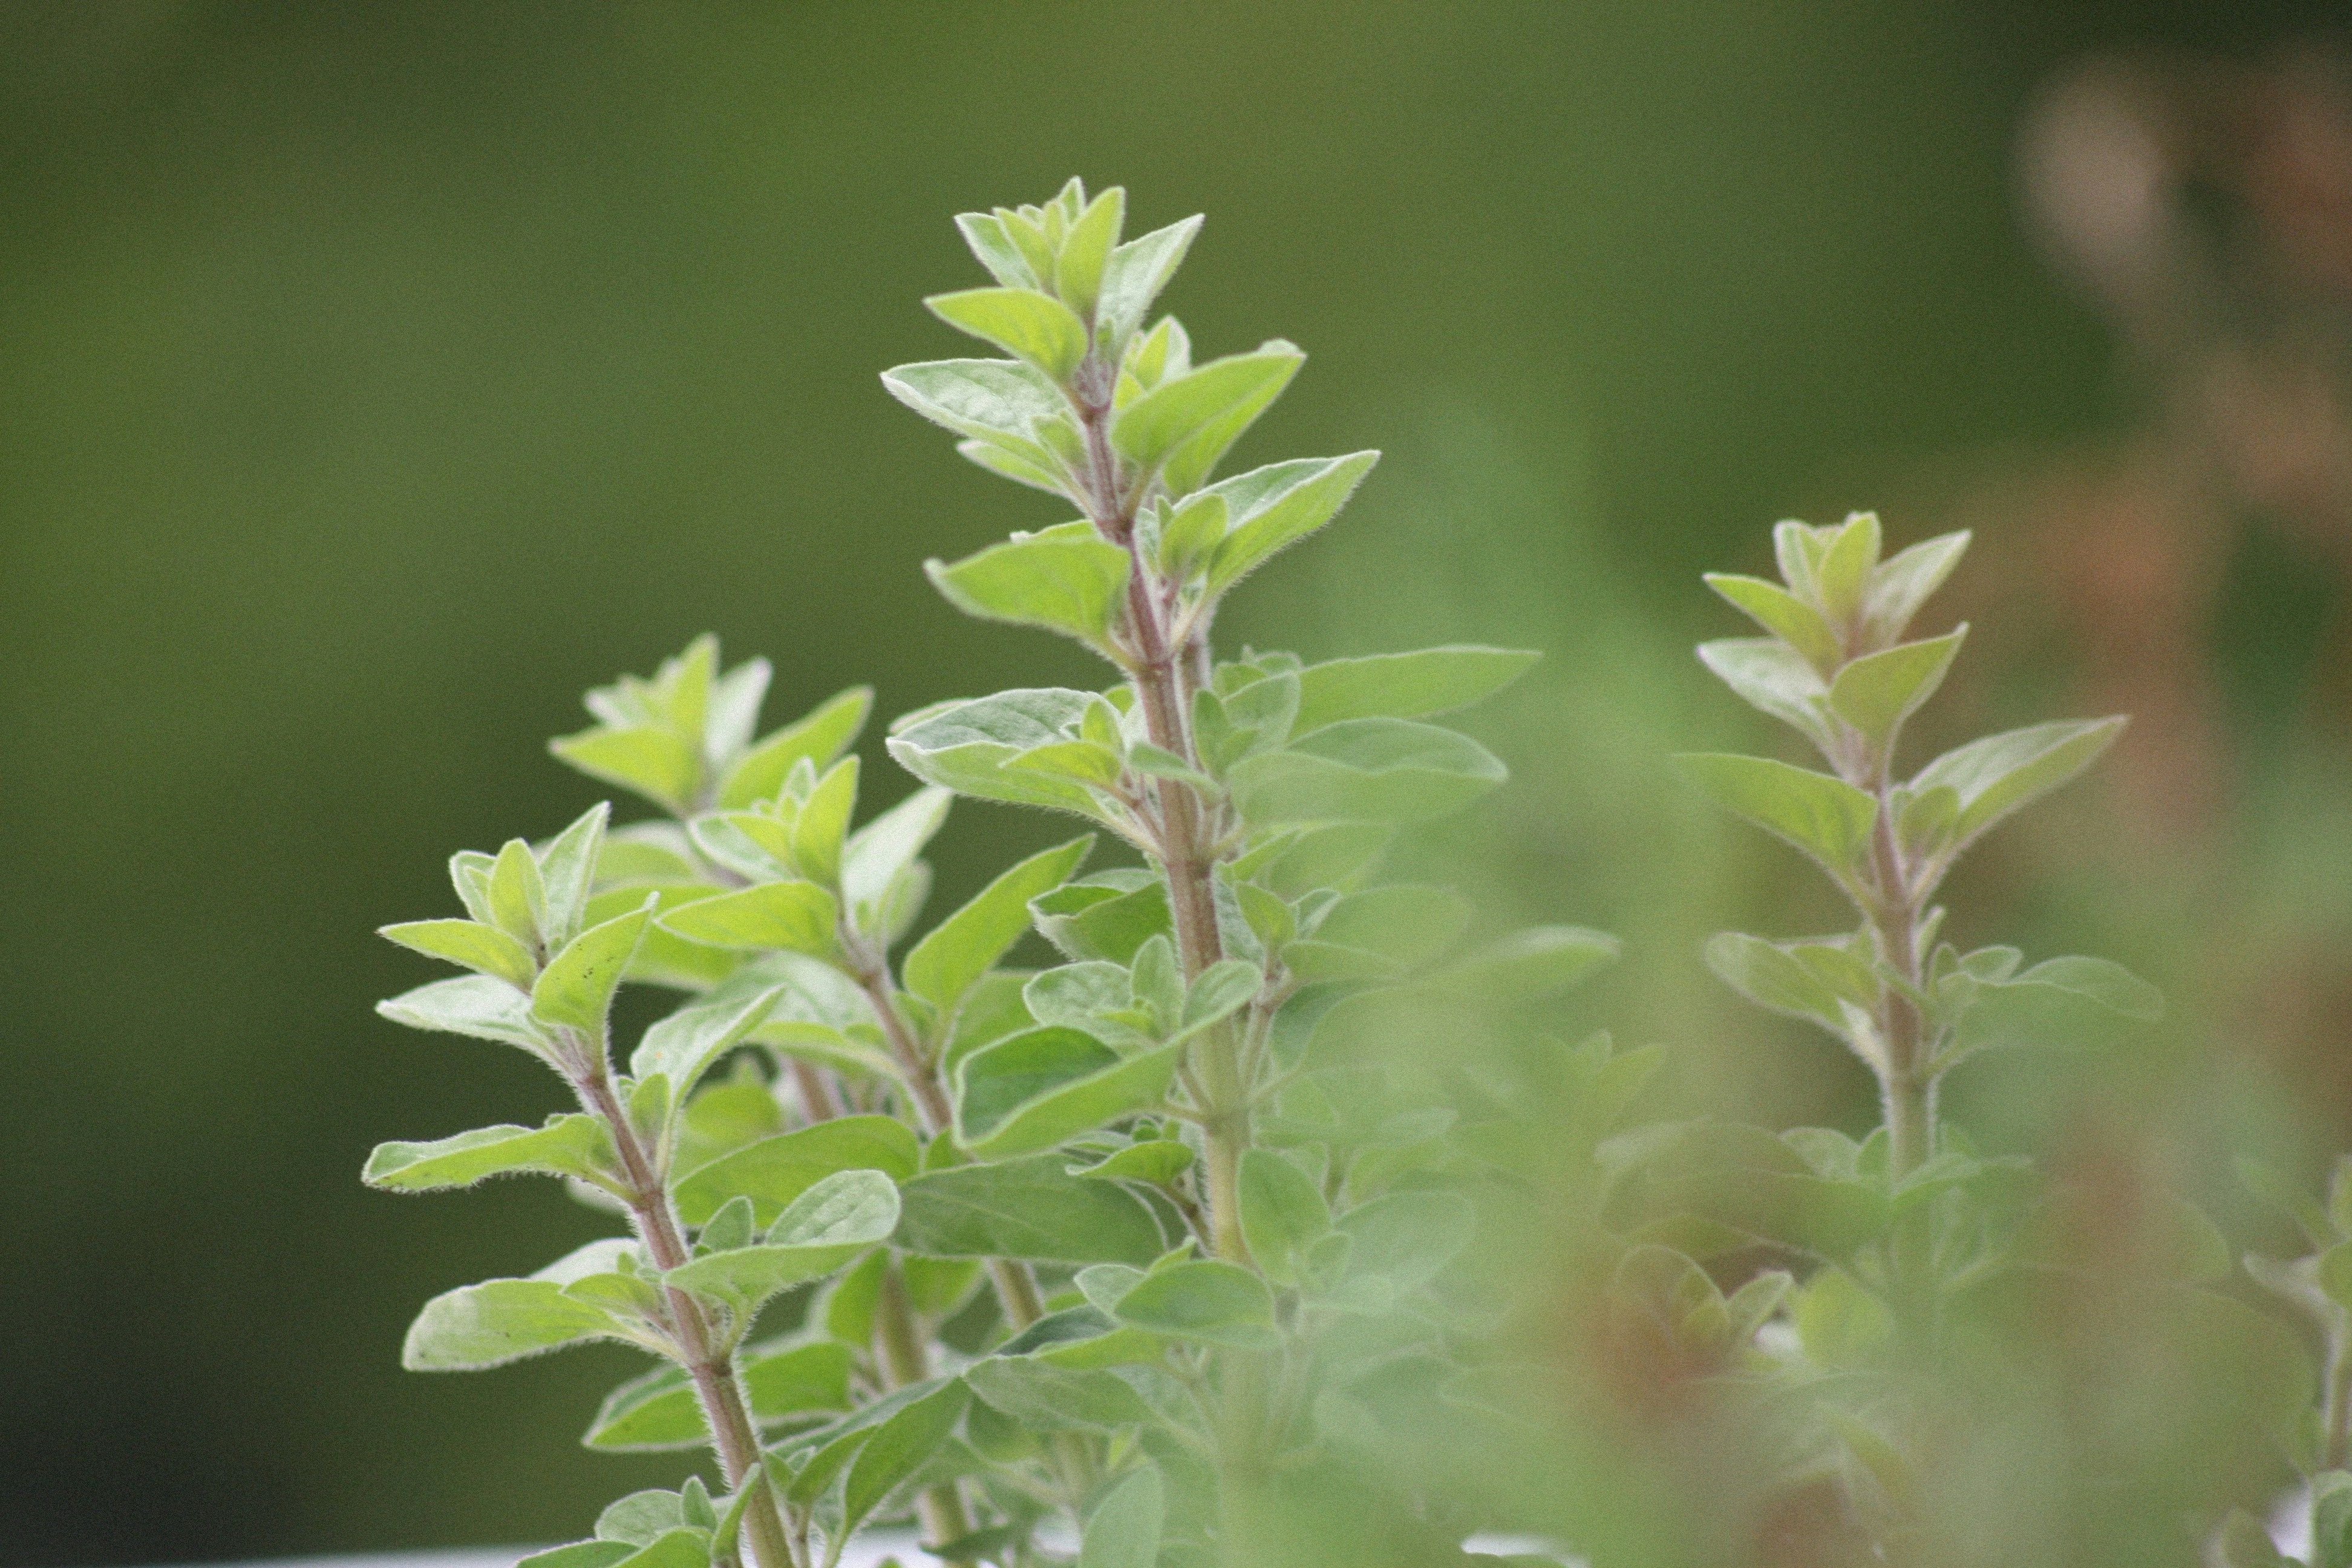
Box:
657;881;839;958
1080;1467;1165;1568
1239;1149;1330;1288
895;1154;1167;1264
673;1115;921;1227
840;1379;971;1541
537;802;611;948
927;287;1088;381
664;1170;900;1314
887;688;1110;820
1096;215;1201;347
1112;344;1301;480
956;1029;1184;1161
629;985;785;1102
1112;1258;1278;1348
1827;628;1965;750
1226;717;1506;824
377;974;552;1057
1676;753;1877;880
906;835;1094;1010
1290;644;1537;735
532;896;657;1032
550;727;702;817
365;1114;614;1193
1704;572;1843;671
379;918;537;990
927;525;1131;648
1203;451;1379;595
1910;717;2126;852
1696;638;1832;748
716;686;873;811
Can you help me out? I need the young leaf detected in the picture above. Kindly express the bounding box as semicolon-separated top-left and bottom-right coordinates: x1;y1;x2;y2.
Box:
628;985;785;1102
927;288;1088;381
1055;185;1125;321
1080;1466;1166;1568
379;918;538;991
1095;215;1203;347
1826;628;1965;751
663;1170;901;1314
790;756;860;889
656;881;839;958
964;1353;1153;1431
549;727;702;817
1909;717;2126;852
1226;718;1507;824
895;1154;1167;1264
1112;1258;1279;1349
1111;344;1302;485
887;688;1111;820
377;974;553;1057
1705;932;1852;1037
927;526;1131;649
1675;754;1877;882
1290;645;1538;735
1202;451;1380;595
842;783;953;927
365;1115;615;1194
532;897;658;1033
537;802;612;948
956;1030;1185;1161
881;358;1065;463
1238;1149;1331;1288
717;685;872;811
1704;572;1843;671
905;834;1096;1010
487;838;549;948
673;1115;921;1227
839;1379;972;1543
1860;530;1969;649
1696;638;1832;750
402;1258;630;1371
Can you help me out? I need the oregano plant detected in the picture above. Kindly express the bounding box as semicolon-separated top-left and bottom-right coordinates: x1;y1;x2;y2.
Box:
367;184;2308;1568
370;180;1603;1568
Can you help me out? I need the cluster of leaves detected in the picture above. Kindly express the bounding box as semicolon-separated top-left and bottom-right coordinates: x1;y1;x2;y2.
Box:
371;181;1613;1568
372;182;2319;1568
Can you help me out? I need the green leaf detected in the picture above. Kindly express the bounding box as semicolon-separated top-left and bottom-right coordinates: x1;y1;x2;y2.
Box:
791;756;860;889
1704;932;1855;1036
927;287;1088;380
1676;753;1877;881
1227;718;1506;824
1704;572;1843;671
550;726;702;817
1793;1266;1892;1369
717;685;872;811
1080;1466;1165;1568
881;357;1065;471
1114;344;1301;478
402;1247;634;1370
1909;717;2126;852
532;897;657;1033
656;881;838;958
964;1354;1152;1431
906;835;1094;1010
956;211;1039;290
1986;955;2163;1022
1075;1138;1195;1185
1860;530;1968;649
664;1170;901;1314
379;918;538;991
537;802;612;948
516;1544;632;1568
1112;1258;1278;1348
488;838;549;947
1696;638;1832;748
842;784;953;935
927;526;1131;649
585;1339;855;1451
1290;645;1538;735
1336;1189;1477;1293
840;1379;971;1541
1032;874;1173;964
365;1114;615;1193
1826;629;1965;750
1096;215;1202;347
896;1154;1167;1264
956;1029;1184;1161
887;688;1111;819
674;1116;921;1228
1203;451;1380;595
1056;186;1124;321
377;974;552;1057
629;985;785;1102
1239;1149;1331;1288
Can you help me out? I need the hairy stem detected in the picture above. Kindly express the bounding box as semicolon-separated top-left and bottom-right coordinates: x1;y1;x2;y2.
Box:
572;1057;794;1568
1073;388;1253;1265
1864;769;1936;1333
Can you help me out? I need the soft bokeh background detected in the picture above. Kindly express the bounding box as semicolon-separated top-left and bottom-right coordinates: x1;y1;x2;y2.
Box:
5;1;2350;1561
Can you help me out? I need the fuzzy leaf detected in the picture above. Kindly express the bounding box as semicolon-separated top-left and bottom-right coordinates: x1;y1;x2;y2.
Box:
673;1116;921;1228
888;689;1109;818
1203;451;1380;594
365;1114;615;1193
928;526;1131;648
927;287;1088;380
664;1171;901;1315
550;727;702;817
1826;629;1965;750
1239;1149;1331;1288
1677;753;1877;880
956;1030;1184;1161
629;985;785;1102
1080;1466;1166;1568
906;835;1095;1010
1910;717;2125;852
896;1154;1166;1264
377;974;552;1056
717;686;872;811
1227;718;1506;824
656;881;838;958
1290;645;1537;735
532;897;657;1033
1112;1259;1278;1348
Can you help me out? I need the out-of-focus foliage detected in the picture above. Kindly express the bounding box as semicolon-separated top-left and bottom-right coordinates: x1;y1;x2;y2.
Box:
7;2;2352;1566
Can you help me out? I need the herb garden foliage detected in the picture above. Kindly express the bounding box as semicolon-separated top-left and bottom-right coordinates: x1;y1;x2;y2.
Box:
367;185;2311;1568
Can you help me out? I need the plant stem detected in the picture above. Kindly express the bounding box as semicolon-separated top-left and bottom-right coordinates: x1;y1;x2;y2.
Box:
1071;388;1253;1266
570;1057;794;1568
1864;774;1936;1331
2324;1327;2352;1472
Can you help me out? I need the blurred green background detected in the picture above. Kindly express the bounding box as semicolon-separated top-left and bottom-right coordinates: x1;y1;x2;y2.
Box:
5;1;2349;1561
